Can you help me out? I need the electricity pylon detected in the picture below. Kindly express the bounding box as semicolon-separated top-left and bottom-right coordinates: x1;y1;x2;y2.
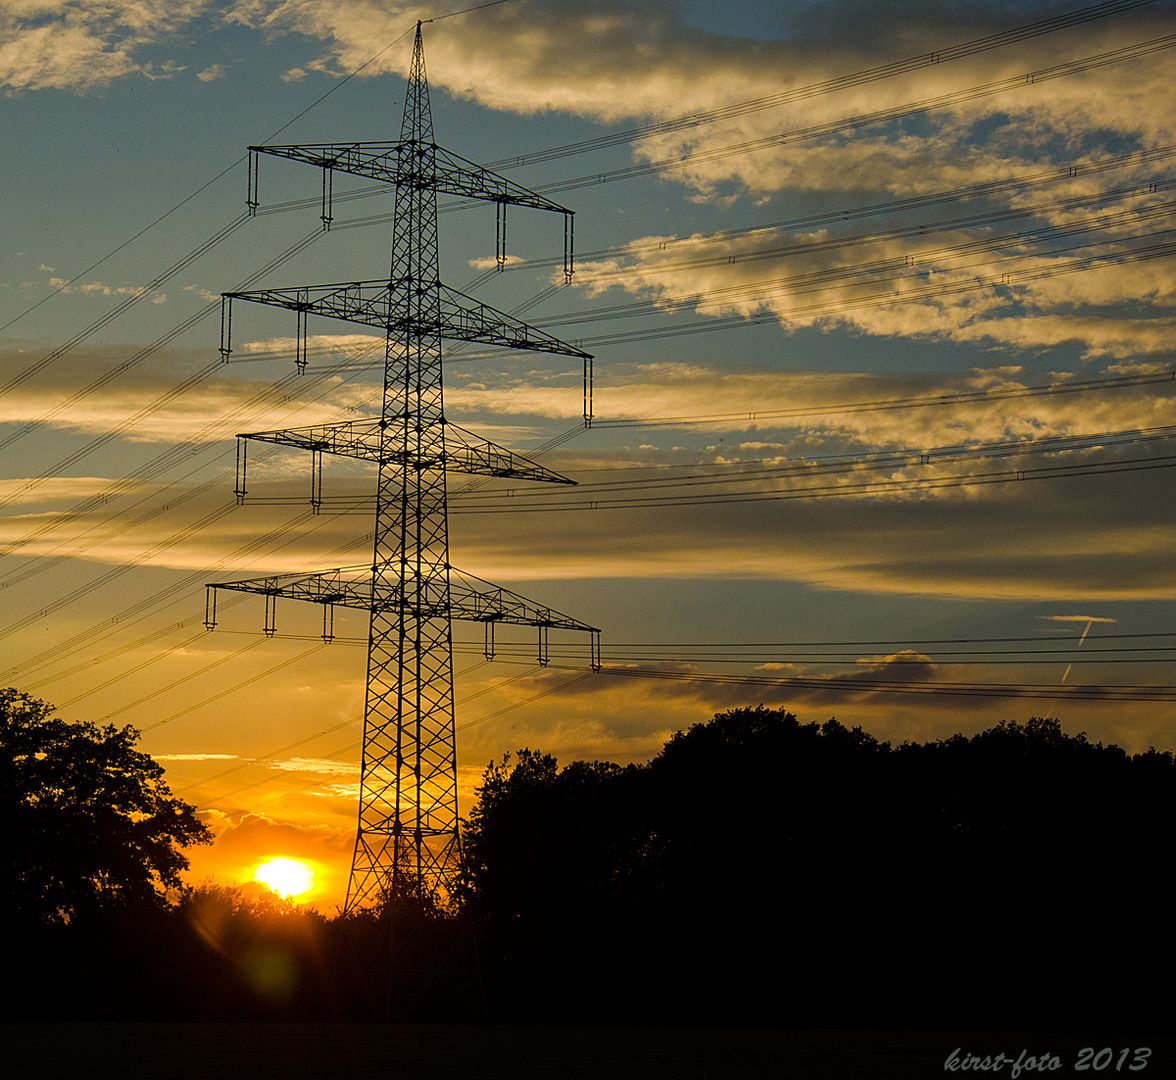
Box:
205;22;599;913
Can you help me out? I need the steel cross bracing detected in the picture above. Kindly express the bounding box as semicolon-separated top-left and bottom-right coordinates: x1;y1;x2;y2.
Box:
252;143;581;219
219;280;591;368
206;22;599;913
205;565;601;638
231;418;579;487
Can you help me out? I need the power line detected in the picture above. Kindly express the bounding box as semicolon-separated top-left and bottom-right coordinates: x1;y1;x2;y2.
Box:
0;226;326;511
568;229;1176;348
0;16;427;337
460;424;1176;495
0;214;251;397
591;369;1176;429
302;142;1176;245
98;637;269;723
9;8;1176;804
252;423;1176;516
48;600;249;705
0;344;384;588
39;523;379;704
449;450;1176;514
208;627;1176;648
188;665;593;813
6;11;1169;517
140;642;329;733
5;0;1153;346
199;630;1176;670
560;181;1176;290
0;505;314;684
481;0;1162;171
273;450;1176;515
510;33;1176;200
532;202;1176;331
520;660;1176;702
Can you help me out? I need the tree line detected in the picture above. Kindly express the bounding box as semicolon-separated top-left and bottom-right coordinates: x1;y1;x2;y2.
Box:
4;688;1172;1026
459;707;1175;1028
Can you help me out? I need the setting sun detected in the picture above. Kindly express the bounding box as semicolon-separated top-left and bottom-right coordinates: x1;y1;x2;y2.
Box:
253;857;315;899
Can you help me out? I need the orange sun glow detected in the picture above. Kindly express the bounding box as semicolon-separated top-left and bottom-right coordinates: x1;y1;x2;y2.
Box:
253;857;315;899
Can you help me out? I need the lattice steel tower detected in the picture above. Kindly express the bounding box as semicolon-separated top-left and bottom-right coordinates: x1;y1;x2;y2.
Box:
206;23;598;911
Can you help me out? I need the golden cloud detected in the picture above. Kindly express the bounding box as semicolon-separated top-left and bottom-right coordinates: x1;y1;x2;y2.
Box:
1;0;210;92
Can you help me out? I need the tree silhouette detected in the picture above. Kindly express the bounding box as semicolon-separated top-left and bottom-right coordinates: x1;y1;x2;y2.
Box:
458;749;651;1019
0;688;211;924
459;708;1176;1027
460;750;644;920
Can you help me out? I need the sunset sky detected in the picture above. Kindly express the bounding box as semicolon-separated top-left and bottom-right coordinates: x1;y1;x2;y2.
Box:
6;0;1176;909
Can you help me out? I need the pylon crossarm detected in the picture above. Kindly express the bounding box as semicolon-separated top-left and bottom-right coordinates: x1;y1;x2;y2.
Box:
448;570;600;633
438;284;592;358
223;281;391;332
208;568;478;619
206;565;599;634
248;141;575;216
235;418;574;483
207;567;371;609
438;424;577;484
239;419;384;461
433;144;575;212
222;279;591;358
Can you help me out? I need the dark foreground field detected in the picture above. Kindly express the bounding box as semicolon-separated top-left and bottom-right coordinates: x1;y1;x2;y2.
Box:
3;1024;1173;1080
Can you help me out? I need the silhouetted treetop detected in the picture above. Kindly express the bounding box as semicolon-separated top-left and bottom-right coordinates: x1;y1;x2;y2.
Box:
1;688;211;923
656;706;888;762
458;748;646;922
460;709;1176;990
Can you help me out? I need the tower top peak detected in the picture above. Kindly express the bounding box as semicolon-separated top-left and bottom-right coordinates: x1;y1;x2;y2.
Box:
402;19;432;144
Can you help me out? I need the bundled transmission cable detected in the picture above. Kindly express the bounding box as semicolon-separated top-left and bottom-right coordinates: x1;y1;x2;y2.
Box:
483;0;1162;170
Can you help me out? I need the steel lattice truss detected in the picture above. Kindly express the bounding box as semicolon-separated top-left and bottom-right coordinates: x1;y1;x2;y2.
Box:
219;280;591;366
206;22;598;913
207;565;599;632
233;418;577;485
253;141;576;213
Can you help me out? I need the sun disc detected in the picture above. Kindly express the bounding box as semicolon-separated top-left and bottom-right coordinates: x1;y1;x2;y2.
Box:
254;857;315;898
